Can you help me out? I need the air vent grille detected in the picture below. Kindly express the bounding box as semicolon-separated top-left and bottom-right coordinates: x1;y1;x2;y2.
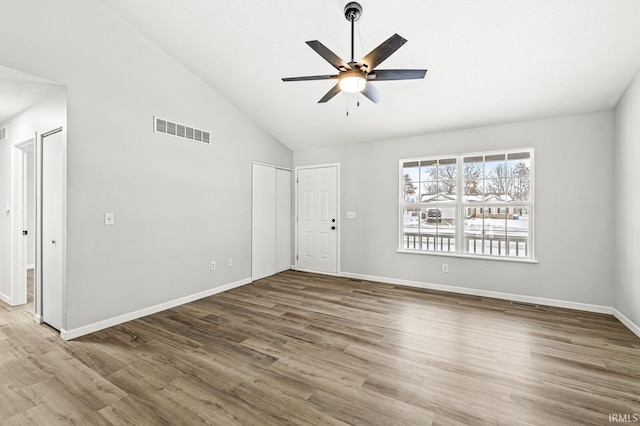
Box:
0;126;7;142
154;117;210;144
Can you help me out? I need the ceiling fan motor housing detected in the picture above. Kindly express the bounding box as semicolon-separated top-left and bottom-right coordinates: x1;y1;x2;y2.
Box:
344;2;362;22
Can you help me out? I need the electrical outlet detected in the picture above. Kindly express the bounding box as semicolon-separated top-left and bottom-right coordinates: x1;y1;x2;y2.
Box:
442;263;449;273
228;258;232;267
104;212;114;226
210;261;216;271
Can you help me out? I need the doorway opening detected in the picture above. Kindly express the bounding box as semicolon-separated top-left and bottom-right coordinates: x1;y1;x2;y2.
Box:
1;65;67;335
10;139;35;307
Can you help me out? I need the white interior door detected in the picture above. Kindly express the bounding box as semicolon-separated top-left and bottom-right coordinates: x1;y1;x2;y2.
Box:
297;166;337;273
42;130;63;330
276;168;292;272
252;163;276;280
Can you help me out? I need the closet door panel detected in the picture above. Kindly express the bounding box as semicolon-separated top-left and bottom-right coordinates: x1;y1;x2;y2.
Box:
252;164;276;280
276;168;292;272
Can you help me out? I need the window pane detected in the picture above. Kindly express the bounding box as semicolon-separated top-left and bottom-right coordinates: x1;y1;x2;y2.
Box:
403;162;420;182
403;185;419;203
402;162;419;203
507;152;531;178
421;181;439;202
507;210;529;257
420;160;438;182
484;214;507;256
484;179;506;202
437;181;457;201
402;207;421;250
420;206;456;252
463;157;483;198
507;177;530;202
485;155;506;183
438;158;457;181
464;207;509;256
464;207;484;254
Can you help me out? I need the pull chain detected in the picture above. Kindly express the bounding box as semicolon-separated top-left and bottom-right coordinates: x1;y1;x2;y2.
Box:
346;93;349;116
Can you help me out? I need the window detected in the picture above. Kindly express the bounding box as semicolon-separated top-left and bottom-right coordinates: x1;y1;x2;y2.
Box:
400;149;533;260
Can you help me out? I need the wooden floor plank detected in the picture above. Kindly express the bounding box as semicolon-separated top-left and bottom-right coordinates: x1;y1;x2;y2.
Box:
1;270;639;424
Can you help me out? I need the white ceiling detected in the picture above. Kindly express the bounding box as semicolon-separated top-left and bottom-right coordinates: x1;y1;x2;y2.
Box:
0;65;64;123
97;0;640;151
7;1;640;151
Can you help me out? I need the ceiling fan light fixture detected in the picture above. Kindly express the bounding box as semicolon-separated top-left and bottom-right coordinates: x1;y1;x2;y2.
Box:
339;70;366;93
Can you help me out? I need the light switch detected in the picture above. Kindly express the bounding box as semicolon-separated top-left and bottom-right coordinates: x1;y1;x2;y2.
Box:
346;211;357;219
104;212;114;226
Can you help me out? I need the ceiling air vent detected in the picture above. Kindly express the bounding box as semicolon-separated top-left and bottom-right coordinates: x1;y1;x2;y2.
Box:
154;117;210;144
0;126;7;142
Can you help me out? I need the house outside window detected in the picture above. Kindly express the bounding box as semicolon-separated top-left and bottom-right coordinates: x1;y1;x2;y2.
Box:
400;149;533;260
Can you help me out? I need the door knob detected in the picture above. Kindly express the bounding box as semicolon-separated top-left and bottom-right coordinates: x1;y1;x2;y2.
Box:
331;226;336;230
52;240;56;245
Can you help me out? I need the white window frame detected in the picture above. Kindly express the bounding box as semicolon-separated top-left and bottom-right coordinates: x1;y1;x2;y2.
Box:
398;148;536;263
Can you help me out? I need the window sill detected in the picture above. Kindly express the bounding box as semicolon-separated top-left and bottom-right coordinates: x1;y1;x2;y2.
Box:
396;249;539;264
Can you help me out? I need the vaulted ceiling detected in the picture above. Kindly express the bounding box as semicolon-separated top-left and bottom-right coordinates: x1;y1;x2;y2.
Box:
5;1;640;151
98;0;640;150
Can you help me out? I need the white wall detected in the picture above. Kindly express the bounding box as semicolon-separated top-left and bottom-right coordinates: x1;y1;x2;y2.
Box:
295;111;614;308
1;0;292;335
0;91;66;303
614;69;640;332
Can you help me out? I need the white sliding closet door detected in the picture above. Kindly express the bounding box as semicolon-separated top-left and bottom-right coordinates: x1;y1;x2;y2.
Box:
276;168;292;272
252;163;291;281
252;164;276;281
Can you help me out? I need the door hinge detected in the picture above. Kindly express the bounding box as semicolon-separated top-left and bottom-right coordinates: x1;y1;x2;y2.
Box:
296;254;298;260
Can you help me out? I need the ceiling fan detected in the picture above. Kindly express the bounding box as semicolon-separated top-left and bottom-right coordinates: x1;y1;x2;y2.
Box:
282;2;427;104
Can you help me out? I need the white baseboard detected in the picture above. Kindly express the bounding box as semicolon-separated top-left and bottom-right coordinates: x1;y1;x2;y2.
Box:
340;272;613;315
294;267;340;277
0;292;12;306
60;277;252;341
613;308;640;339
26;264;34;270
34;314;43;324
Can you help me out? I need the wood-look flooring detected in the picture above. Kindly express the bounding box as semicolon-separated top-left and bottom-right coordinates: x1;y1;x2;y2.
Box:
1;270;639;425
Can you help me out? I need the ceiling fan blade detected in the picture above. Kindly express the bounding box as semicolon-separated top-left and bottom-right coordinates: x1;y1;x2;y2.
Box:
358;34;407;72
318;83;342;103
368;69;427;81
362;83;383;103
306;40;351;71
282;74;338;82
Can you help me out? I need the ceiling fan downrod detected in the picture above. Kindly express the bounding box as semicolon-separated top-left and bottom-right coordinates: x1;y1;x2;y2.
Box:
344;2;362;63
